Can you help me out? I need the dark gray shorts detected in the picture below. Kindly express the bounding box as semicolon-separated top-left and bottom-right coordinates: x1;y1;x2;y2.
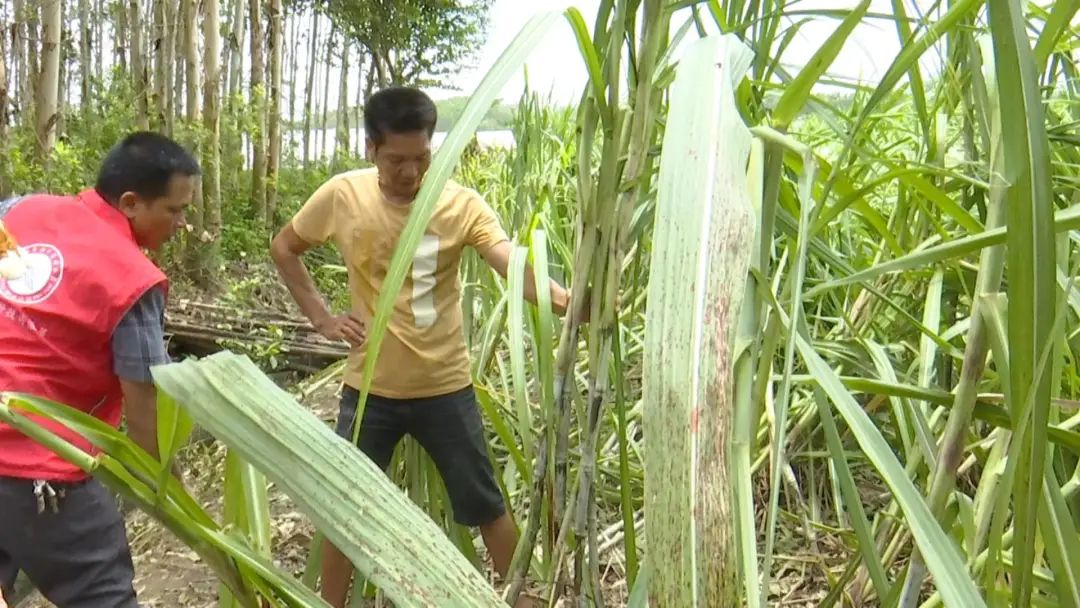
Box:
335;384;506;527
0;476;138;607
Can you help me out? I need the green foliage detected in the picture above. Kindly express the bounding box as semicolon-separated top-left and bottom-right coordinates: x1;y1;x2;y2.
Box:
326;0;493;88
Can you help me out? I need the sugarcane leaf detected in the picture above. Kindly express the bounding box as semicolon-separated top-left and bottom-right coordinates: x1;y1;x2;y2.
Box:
987;0;1057;602
791;334;985;607
153;353;505;607
771;0;869;129
642;33;755;606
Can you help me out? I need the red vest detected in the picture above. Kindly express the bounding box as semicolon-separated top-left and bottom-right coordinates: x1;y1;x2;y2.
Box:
0;189;167;481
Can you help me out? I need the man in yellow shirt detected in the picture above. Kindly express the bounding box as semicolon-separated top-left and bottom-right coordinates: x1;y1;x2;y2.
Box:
270;86;573;607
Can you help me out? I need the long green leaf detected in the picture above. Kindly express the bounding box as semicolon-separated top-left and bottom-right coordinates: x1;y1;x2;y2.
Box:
771;0;869;129
507;244;535;468
642;33;754;606
153;353;505;607
805;205;1080;297
564;7;610;126
987;0;1057;603
790;333;985;607
1034;0;1080;69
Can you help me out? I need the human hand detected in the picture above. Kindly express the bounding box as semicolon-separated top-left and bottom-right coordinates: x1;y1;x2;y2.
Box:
316;313;367;347
560;287;593;324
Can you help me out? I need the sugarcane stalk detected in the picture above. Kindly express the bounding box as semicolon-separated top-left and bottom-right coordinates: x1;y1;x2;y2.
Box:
895;65;1008;605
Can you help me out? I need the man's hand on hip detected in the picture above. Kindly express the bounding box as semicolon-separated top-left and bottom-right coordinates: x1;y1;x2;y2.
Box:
317;313;367;347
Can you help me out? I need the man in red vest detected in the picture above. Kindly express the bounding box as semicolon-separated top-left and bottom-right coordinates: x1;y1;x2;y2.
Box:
0;132;199;607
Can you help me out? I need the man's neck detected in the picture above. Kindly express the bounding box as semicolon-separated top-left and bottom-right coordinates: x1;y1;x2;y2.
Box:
379;185;416;207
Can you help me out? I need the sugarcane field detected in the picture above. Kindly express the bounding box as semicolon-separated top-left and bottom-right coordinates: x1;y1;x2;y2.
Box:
1;0;1079;606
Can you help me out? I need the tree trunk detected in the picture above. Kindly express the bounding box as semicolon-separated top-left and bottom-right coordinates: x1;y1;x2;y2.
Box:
58;0;67;112
115;0;127;72
354;50;364;158
94;0;102;81
25;0;39;120
225;0;244;104
333;41;349;168
183;0;197;129
301;9;319;167
79;0;91;104
286;5;299;139
319;26;333;161
183;0;201;236
129;0;148;128
161;0;175;134
11;0;24;125
365;57;378;100
266;0;283;223
202;0;221;279
248;0;267;222
150;0;163;126
35;0;60;160
172;0;185;123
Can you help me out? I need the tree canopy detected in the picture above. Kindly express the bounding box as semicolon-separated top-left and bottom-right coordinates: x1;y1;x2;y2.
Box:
321;0;492;89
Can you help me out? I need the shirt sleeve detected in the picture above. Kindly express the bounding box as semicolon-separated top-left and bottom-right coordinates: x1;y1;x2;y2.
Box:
111;285;170;383
463;191;510;254
291;177;342;246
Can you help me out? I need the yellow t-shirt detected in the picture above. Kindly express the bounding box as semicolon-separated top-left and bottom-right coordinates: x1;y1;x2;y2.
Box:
291;168;509;399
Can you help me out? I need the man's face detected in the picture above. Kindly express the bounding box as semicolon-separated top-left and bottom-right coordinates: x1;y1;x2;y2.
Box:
368;131;432;201
119;174;195;250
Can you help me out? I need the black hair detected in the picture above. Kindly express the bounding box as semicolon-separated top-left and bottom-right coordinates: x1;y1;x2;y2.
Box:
95;132;201;205
363;86;438;145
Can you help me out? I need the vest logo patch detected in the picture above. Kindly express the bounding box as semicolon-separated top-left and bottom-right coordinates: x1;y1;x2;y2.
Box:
0;243;64;305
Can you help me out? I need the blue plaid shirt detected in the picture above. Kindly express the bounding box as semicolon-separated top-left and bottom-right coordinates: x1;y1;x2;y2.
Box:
0;195;169;383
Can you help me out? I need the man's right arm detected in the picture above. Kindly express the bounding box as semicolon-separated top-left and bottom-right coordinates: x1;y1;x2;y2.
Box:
270;223;366;347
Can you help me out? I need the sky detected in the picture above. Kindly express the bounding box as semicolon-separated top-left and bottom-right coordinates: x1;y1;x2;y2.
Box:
428;0;947;104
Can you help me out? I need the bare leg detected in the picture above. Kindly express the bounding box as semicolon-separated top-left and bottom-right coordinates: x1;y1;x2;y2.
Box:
320;539;353;608
479;512;519;578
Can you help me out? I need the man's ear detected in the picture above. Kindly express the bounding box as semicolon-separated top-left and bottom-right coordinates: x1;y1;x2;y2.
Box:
365;137;376;163
116;191;140;218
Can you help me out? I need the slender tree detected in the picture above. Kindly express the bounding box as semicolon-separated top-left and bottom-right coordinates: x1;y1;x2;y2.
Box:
183;0;198;128
183;0;202;239
36;0;61;160
333;41;349;167
115;0;127;72
286;5;299;137
93;0;102;81
25;0;39;117
58;0;67;113
224;0;244;104
319;26;334;160
78;0;91;104
161;0;175;134
354;50;364;158
249;0;267;221
173;0;185;122
202;0;222;269
266;0;283;223
150;0;163;125
302;8;319;166
130;0;148;129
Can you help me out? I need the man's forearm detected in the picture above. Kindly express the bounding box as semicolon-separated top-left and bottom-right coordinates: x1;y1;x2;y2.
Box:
271;251;333;327
121;381;161;460
520;264;569;315
127;410;159;461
